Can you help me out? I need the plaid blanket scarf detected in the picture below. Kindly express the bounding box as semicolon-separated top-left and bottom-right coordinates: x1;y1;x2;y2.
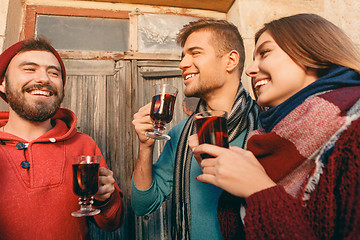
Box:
248;86;360;200
248;65;360;200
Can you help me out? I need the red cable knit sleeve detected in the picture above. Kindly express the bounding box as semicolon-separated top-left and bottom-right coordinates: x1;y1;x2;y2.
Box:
243;118;360;240
244;185;317;240
329;118;360;239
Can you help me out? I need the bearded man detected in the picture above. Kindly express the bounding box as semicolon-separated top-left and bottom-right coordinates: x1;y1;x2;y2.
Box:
0;38;124;239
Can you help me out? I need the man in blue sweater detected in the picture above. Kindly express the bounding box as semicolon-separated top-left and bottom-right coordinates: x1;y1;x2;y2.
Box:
131;19;260;240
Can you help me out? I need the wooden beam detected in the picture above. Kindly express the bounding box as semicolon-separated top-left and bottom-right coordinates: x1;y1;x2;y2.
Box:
79;0;235;13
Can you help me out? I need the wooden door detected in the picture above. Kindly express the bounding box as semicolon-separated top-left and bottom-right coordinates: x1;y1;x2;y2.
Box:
62;59;132;239
62;59;192;239
133;60;190;240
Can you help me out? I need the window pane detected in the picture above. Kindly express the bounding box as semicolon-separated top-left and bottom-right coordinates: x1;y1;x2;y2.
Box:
35;15;129;52
138;14;199;54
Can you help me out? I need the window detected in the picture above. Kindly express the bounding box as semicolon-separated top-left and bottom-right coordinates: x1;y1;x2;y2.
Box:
24;5;199;59
24;5;130;59
137;13;198;54
35;15;129;52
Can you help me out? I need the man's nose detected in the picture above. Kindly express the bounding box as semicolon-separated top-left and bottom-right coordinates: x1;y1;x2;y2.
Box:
36;69;51;83
179;54;191;70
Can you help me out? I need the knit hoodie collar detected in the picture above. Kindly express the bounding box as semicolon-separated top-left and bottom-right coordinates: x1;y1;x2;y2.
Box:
0;108;78;142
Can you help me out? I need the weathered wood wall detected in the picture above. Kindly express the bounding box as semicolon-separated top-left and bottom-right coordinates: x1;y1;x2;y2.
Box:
62;59;187;239
133;60;188;240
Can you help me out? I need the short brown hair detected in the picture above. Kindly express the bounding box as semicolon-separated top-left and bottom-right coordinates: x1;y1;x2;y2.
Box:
177;19;245;73
255;13;360;74
18;37;57;55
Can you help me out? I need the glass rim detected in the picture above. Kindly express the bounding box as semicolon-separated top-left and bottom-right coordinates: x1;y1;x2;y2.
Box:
73;155;101;164
153;83;178;94
194;110;228;119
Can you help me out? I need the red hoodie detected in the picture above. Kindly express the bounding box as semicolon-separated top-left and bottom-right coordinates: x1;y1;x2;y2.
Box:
0;108;124;240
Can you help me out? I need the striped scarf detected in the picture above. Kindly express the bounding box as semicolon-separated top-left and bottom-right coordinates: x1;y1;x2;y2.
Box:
172;83;261;239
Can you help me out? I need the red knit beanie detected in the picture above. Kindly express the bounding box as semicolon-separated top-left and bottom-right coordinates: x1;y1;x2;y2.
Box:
0;40;66;102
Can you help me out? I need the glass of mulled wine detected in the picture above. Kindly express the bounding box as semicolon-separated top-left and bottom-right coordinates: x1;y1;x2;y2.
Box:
194;110;229;159
146;83;178;140
71;155;101;217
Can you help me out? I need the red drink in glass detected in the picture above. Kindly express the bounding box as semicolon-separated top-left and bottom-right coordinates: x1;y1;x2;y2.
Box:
150;93;176;128
71;155;101;217
73;163;99;197
146;84;178;141
194;110;229;159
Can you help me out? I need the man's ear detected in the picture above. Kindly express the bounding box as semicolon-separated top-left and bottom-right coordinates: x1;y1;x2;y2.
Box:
0;77;6;94
226;50;240;72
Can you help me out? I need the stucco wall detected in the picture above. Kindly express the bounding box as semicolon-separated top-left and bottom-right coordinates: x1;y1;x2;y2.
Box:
228;0;360;91
3;0;23;50
0;0;9;52
0;0;23;52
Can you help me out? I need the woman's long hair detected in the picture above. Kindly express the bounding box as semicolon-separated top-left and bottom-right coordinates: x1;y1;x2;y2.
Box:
255;13;360;74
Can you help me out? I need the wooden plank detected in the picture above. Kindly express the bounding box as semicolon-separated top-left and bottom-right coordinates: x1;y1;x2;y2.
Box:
62;66;123;239
63;59;116;75
140;69;181;78
133;60;188;239
137;60;180;67
106;60;135;239
129;10;139;52
82;0;236;12
58;51;181;61
62;75;107;156
124;52;181;61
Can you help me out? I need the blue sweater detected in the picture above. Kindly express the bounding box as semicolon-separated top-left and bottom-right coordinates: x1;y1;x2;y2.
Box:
131;118;247;240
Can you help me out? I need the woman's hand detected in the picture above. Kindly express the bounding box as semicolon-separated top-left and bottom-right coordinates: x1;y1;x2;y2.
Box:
189;135;276;198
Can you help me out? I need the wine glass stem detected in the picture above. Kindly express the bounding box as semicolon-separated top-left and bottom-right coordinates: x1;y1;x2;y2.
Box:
153;120;166;134
79;195;95;211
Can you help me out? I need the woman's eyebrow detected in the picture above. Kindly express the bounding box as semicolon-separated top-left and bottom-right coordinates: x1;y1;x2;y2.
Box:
252;40;273;60
255;40;272;54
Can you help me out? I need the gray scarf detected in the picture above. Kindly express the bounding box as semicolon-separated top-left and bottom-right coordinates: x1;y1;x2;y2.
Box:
172;83;261;239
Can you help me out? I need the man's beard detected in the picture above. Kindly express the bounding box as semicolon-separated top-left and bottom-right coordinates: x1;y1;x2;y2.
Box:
184;83;218;99
5;81;64;122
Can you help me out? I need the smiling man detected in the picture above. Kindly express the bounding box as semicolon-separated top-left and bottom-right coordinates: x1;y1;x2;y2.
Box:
0;38;124;239
131;19;261;240
3;49;64;128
